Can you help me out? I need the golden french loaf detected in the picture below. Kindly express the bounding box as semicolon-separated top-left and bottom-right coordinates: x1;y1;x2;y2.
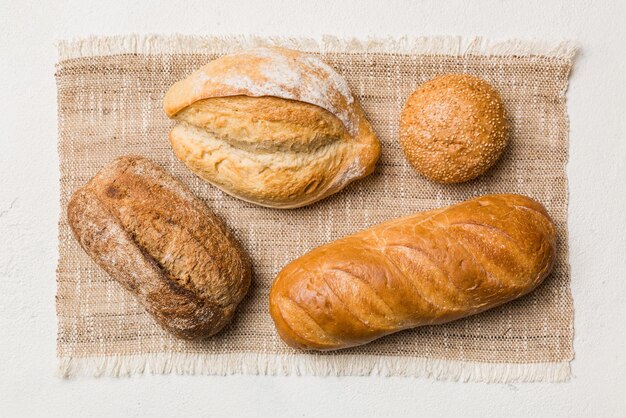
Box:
67;156;251;340
163;47;381;209
269;194;556;350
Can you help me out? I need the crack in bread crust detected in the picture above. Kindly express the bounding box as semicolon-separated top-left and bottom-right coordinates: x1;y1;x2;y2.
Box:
169;95;373;208
175;96;350;152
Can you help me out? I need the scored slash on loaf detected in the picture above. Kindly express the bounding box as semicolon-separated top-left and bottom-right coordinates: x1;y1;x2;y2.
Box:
163;47;381;209
269;194;556;351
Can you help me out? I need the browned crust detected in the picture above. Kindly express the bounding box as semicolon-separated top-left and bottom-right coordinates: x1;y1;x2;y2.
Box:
400;74;509;184
163;47;381;209
163;47;359;135
67;156;252;340
269;194;556;351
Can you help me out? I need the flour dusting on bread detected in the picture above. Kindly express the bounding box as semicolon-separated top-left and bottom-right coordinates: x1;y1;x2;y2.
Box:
164;47;380;209
166;47;359;136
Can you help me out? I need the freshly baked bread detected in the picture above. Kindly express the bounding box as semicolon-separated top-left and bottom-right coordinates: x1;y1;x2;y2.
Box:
269;194;555;351
67;156;251;340
400;74;508;183
163;47;381;209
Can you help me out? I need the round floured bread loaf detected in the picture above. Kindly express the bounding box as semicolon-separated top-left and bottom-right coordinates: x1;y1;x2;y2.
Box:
163;47;381;209
400;74;508;183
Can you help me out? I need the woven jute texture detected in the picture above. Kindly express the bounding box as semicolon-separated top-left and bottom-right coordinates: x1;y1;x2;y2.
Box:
56;35;576;381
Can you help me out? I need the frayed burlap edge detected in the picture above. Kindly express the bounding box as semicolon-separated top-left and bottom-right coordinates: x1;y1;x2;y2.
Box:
55;34;576;381
56;34;578;61
59;353;571;383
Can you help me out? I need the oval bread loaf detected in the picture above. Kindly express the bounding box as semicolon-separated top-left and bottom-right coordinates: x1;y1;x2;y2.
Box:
163;47;381;209
67;156;251;340
269;194;556;350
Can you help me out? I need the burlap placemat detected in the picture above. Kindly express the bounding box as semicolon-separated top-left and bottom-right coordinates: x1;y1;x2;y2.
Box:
56;35;576;382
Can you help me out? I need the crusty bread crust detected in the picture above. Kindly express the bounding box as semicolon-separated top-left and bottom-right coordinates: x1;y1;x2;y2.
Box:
67;156;251;340
163;47;381;209
164;47;360;135
269;194;556;350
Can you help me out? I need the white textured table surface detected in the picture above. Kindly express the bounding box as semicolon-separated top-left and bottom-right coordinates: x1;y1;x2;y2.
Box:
1;1;625;416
